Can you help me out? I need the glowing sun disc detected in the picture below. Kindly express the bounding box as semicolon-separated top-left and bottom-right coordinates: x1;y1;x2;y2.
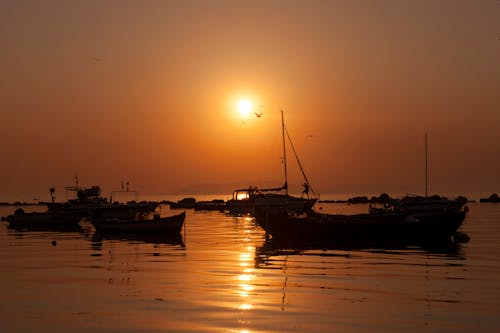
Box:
237;99;253;117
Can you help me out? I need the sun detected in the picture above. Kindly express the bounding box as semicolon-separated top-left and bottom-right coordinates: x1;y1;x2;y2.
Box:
237;99;253;118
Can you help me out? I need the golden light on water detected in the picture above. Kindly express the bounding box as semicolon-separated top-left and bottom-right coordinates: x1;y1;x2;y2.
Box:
237;241;256;313
237;273;253;282
240;283;254;291
240;252;252;261
239;303;253;310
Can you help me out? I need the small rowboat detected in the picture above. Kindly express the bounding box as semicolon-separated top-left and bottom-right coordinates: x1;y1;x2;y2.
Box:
92;211;185;234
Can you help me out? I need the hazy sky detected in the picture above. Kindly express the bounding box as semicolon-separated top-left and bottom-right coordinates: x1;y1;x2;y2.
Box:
1;0;499;201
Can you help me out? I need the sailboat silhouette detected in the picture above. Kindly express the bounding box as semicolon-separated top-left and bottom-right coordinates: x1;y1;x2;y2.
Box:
227;110;317;215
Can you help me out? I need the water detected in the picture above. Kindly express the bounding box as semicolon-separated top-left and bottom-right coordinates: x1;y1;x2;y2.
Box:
0;202;499;333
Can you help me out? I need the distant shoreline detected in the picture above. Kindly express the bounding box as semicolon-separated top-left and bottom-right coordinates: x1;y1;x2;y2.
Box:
4;192;497;207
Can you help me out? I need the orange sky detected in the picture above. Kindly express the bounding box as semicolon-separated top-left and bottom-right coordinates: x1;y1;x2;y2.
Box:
1;1;499;201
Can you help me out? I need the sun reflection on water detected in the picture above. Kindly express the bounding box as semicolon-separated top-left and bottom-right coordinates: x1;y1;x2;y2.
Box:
236;229;257;314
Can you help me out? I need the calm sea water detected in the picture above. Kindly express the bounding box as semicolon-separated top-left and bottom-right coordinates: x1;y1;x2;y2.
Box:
0;202;499;333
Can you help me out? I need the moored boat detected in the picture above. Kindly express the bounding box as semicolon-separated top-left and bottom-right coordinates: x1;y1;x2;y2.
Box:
91;211;186;234
255;206;467;243
227;111;318;215
47;183;159;219
227;187;316;215
391;195;467;214
90;202;159;220
1;208;84;229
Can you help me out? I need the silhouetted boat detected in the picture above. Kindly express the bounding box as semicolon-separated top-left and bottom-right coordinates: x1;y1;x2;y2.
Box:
479;193;500;203
369;195;468;215
91;211;185;234
255;207;467;243
90;202;160;219
227;111;317;214
1;208;83;229
228;186;316;215
47;183;158;219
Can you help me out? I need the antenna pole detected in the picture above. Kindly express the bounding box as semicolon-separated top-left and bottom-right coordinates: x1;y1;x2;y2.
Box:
425;132;428;198
281;110;288;195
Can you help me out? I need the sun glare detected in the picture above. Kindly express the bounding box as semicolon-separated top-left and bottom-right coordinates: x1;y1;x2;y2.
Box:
237;99;253;117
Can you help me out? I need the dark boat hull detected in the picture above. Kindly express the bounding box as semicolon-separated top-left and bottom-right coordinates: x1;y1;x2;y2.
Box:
255;210;466;242
2;210;84;230
47;202;160;219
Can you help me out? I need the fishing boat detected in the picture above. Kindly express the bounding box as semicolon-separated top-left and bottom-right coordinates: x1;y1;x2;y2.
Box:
227;111;317;214
367;134;469;216
91;211;185;234
255;132;468;242
255;206;467;243
47;181;159;219
1;208;83;230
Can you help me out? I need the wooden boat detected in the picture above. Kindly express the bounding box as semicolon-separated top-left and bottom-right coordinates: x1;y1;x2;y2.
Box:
227;111;317;215
1;208;83;229
255;207;467;242
92;211;185;234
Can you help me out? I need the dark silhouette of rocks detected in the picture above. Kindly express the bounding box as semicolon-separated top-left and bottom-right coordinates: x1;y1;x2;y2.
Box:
348;196;370;204
372;193;391;204
169;197;197;209
349;193;393;204
480;193;500;203
319;193;393;204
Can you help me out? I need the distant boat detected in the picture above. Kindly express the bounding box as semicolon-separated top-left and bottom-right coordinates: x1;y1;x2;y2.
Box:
375;133;469;215
391;195;467;213
227;111;317;215
479;193;500;203
47;183;159;219
91;211;185;234
1;208;83;230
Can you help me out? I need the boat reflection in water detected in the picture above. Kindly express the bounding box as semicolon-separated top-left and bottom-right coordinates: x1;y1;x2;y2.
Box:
255;232;466;270
91;231;185;247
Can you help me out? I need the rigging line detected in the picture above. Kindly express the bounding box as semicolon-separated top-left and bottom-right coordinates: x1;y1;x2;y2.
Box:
284;126;317;198
281;110;288;194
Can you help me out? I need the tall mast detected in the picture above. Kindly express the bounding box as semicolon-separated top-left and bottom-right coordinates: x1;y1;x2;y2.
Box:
425;132;428;198
281;110;288;195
